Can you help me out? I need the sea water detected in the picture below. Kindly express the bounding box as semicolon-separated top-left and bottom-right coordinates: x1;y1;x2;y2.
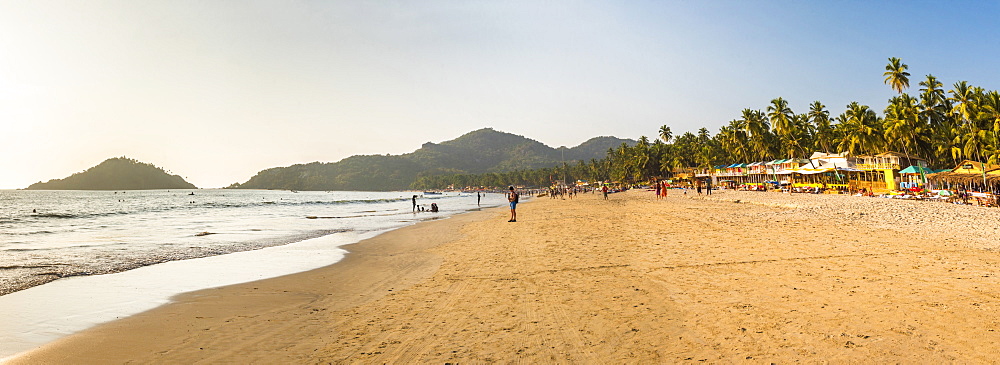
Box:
0;189;504;359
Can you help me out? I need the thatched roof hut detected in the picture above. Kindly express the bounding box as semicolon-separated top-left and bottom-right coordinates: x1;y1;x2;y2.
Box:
927;160;1000;185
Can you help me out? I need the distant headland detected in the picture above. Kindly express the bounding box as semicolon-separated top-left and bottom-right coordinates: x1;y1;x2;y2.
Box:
25;157;197;190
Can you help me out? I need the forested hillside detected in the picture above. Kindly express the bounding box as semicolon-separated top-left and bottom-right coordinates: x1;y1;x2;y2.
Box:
26;157;197;190
230;128;635;191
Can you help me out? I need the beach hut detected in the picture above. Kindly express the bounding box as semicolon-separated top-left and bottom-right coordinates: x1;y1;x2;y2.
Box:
670;167;698;185
722;163;747;177
924;161;1000;205
794;151;892;193
898;166;938;189
790;152;848;190
926;160;1000;190
740;161;769;188
748;161;768;175
855;152;928;191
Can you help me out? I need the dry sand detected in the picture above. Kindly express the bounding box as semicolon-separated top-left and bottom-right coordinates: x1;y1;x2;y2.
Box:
10;190;1000;363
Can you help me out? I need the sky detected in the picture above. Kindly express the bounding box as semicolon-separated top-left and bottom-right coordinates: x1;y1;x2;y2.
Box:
1;0;998;188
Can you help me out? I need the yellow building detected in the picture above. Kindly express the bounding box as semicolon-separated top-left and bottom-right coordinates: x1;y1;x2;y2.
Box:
856;152;927;191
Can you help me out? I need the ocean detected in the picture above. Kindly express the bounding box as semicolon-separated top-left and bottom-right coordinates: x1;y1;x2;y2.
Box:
0;189;503;359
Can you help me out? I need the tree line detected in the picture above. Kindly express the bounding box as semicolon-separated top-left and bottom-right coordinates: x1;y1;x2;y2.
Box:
413;58;1000;189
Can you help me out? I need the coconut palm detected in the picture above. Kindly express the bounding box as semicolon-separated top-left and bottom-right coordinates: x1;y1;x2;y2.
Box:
809;101;835;153
836;102;884;155
950;81;977;126
919;75;947;115
767;97;794;135
883;57;910;94
768;97;802;158
658;125;673;144
881;59;922;171
792;113;814;153
740;108;774;161
979;91;1000;165
918;75;955;165
717;120;750;163
883;94;925;176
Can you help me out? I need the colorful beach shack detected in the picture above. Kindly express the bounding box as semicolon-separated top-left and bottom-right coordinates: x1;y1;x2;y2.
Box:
927;160;1000;190
855;152;928;192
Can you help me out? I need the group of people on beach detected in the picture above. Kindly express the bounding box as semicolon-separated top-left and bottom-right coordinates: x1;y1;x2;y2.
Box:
652;180;714;199
411;195;439;213
547;186;581;200
654;181;669;199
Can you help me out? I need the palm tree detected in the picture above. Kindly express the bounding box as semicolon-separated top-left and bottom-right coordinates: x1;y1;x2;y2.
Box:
741;109;774;162
635;136;658;179
808;101;835;153
717;120;749;163
792;113;815;153
693;127;716;169
883;57;910;94
919;75;947;115
658;125;673;144
671;132;699;169
950;81;976;127
980;91;1000;166
883;94;925;178
946;82;994;172
836;102;884;155
767;97;801;158
919;74;952;165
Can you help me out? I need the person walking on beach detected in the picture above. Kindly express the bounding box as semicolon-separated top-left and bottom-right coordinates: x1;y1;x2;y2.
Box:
655;182;662;200
507;186;519;222
602;185;609;200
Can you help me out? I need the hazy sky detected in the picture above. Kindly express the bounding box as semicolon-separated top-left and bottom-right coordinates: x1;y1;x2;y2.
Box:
1;1;998;188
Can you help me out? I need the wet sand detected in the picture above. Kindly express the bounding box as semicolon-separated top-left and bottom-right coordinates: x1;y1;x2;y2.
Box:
10;190;1000;363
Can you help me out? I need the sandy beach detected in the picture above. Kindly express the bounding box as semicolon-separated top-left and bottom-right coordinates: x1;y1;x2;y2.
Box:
10;189;1000;363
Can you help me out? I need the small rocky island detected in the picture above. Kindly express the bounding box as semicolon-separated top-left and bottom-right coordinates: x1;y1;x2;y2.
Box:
25;157;197;190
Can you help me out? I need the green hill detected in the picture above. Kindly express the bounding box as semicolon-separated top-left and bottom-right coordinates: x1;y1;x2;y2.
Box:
231;128;635;191
25;157;197;190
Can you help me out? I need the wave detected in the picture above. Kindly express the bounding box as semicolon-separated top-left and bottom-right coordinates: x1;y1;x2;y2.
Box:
19;197;415;221
5;230;56;236
34;213;77;219
208;197;411;209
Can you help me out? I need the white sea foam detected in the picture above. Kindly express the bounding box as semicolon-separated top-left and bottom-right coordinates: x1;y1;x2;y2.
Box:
0;189;505;360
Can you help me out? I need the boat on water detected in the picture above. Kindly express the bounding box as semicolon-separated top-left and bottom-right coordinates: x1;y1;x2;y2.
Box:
423;191;443;195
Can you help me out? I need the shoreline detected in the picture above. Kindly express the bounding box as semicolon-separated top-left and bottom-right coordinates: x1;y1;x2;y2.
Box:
5;202;506;363
11;191;1000;362
0;197;503;361
0;230;363;360
0;189;489;297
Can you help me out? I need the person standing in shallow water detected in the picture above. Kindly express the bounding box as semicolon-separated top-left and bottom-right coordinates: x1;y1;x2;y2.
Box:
507;186;519;222
412;195;418;212
477;192;481;207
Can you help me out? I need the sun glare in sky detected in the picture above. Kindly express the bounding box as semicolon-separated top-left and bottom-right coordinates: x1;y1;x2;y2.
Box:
1;1;997;188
